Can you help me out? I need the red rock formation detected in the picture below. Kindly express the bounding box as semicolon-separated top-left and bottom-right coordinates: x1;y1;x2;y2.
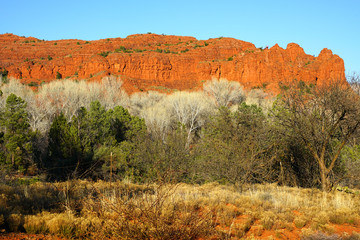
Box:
0;33;345;93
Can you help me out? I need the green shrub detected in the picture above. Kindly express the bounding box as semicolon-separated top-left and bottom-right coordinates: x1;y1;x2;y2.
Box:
99;51;110;57
115;46;126;52
0;67;8;79
56;72;62;79
28;82;39;87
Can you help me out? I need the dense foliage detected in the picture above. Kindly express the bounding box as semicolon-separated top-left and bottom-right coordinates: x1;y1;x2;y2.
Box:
1;77;360;191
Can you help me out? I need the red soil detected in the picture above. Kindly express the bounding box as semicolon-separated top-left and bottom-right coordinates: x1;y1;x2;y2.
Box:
1;218;359;239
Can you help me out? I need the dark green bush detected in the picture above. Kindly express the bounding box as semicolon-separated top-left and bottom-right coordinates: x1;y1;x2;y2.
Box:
28;82;39;87
99;51;110;57
56;72;62;79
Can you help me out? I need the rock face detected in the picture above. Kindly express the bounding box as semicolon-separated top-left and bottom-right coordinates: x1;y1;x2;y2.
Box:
0;33;345;93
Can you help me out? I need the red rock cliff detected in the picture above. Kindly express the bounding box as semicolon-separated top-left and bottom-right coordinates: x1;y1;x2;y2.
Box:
0;33;345;93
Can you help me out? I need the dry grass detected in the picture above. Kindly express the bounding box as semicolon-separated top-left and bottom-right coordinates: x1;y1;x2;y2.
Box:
1;181;360;239
84;183;216;240
300;230;360;240
24;211;101;238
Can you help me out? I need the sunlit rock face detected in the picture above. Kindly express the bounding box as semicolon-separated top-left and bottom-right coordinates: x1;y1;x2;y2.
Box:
0;33;345;93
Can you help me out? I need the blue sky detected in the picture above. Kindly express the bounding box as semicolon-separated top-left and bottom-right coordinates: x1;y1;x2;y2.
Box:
1;0;359;74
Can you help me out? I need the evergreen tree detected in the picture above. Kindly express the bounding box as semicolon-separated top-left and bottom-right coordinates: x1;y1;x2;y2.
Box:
0;93;33;171
46;101;147;180
99;105;147;180
47;113;82;179
87;101;112;146
195;103;279;184
111;105;146;142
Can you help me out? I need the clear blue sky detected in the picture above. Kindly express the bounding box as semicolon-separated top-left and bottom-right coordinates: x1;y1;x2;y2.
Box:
1;0;359;74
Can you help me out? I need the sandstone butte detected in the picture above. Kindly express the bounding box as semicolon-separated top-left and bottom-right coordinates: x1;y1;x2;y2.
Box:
0;33;345;93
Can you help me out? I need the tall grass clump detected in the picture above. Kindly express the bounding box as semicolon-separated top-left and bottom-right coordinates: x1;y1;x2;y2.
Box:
83;183;216;240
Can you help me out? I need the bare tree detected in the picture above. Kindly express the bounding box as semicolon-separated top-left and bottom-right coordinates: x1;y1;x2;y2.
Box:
39;80;85;119
1;77;129;133
129;90;165;116
347;72;360;95
38;77;128;120
141;104;172;141
167;91;212;147
245;88;273;110
274;80;360;191
0;79;50;132
25;93;57;132
0;78;30;107
203;78;245;108
98;76;129;110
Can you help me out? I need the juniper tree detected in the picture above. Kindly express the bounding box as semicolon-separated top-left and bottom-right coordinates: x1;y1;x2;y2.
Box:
0;93;33;171
195;103;279;184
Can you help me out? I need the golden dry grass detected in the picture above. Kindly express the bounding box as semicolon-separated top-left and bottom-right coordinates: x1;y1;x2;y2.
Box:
1;181;360;239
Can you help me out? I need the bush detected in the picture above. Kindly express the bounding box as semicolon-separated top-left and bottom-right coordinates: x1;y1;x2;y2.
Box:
295;216;308;228
28;81;39;87
301;231;341;240
0;67;8;79
99;51;110;57
56;72;62;79
86;183;216;240
115;46;126;52
8;214;24;232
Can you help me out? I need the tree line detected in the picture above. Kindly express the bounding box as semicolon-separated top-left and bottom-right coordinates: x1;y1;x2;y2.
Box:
1;76;360;191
